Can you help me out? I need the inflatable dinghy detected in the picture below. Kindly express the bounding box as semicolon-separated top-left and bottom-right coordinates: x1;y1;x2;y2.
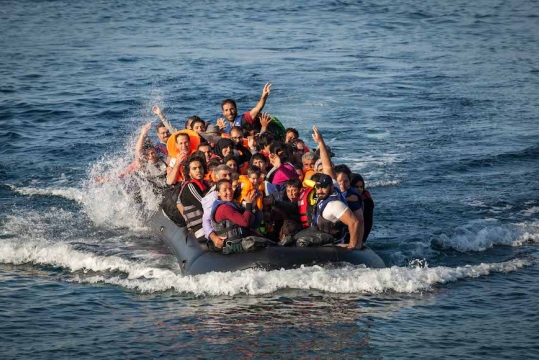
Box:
149;210;386;275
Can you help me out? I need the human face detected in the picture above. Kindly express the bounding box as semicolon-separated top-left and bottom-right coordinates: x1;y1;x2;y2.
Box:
221;145;232;158
231;180;239;192
192;121;206;134
286;185;300;202
315;162;323;173
216;169;232;181
144;148;158;164
222;102;237;122
156;127;170;143
253;159;267;172
199;145;212;163
187;161;204;180
230;130;243;144
315;184;332;200
248;173;258;186
226;160;238;174
354;180;365;195
285;131;297;144
217;182;233;201
176;135;190;153
336;172;350;192
303;158;316;170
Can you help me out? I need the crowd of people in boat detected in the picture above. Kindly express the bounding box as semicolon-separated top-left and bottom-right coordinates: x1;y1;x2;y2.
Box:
125;83;374;254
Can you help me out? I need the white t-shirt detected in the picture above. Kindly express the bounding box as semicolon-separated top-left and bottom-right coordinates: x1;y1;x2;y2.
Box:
322;200;348;223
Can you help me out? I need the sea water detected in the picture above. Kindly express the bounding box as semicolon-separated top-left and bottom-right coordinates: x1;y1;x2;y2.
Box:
1;0;539;358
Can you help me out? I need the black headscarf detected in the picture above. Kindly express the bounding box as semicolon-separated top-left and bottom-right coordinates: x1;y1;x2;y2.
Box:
214;138;234;159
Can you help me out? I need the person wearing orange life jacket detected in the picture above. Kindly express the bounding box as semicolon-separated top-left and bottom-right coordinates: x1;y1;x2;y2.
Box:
166;130;200;185
238;166;264;210
177;155;210;240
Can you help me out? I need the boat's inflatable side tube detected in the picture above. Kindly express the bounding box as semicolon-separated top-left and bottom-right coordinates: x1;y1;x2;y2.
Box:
150;210;386;275
151;210;207;274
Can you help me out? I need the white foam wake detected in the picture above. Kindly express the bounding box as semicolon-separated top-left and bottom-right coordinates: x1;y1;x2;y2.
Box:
369;179;402;188
8;185;84;202
0;240;173;279
0;237;533;296
433;219;539;252
75;258;532;296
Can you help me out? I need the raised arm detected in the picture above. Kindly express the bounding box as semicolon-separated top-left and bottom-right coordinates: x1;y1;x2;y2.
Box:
135;122;152;165
249;83;272;120
312;126;335;178
152;105;178;134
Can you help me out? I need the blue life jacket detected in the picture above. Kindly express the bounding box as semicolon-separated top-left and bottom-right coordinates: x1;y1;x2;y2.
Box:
210;200;244;242
311;190;348;239
222;114;245;134
343;186;364;212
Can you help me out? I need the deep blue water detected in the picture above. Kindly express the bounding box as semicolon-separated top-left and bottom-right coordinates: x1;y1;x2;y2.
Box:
1;0;539;358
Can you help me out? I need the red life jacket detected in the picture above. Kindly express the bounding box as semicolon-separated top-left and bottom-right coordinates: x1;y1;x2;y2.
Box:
297;187;314;228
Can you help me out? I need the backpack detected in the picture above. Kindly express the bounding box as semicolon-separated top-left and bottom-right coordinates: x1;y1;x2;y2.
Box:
161;182;187;227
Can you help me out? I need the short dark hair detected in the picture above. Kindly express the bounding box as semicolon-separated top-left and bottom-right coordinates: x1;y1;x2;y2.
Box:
280;220;302;238
186;116;202;129
257;132;275;151
156;122;166;131
334;164;352;177
190;117;205;130
286;177;302;190
286;128;299;138
223;154;239;167
176;133;190;142
198;143;211;151
247;166;261;177
251;153;267;164
215;178;231;192
221;99;237;110
208;158;222;171
269;141;290;163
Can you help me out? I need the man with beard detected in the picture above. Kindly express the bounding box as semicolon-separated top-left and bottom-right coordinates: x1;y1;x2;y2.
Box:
178;155;210;240
217;83;272;134
309;126;364;249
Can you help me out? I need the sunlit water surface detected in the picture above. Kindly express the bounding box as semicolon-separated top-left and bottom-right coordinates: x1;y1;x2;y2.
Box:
1;0;539;358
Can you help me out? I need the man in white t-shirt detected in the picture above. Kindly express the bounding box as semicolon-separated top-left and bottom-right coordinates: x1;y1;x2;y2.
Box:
311;174;364;249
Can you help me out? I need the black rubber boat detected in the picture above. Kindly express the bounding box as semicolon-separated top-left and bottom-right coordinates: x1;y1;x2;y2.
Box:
150;210;386;275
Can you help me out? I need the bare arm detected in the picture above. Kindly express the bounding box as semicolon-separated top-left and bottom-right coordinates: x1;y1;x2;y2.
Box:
337;208;364;249
249;83;272;120
166;151;188;185
135;123;152;165
152;105;178;133
312;126;335;178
